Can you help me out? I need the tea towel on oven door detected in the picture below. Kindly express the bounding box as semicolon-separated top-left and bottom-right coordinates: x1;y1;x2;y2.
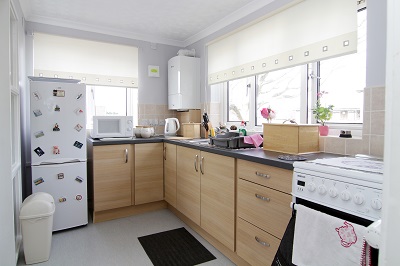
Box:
292;204;367;266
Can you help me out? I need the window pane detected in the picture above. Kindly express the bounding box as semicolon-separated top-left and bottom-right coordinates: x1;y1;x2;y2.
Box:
86;86;138;128
319;9;366;124
227;77;252;122
256;66;302;125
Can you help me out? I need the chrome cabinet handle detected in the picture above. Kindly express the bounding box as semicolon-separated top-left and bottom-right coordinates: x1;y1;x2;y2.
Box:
255;171;270;179
255;193;270;202
125;148;128;163
200;156;204;175
163;146;166;160
255;236;270;247
194;155;198;172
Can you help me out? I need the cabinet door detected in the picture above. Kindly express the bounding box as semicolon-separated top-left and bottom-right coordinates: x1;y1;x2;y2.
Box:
164;143;177;207
93;144;133;211
176;146;201;225
200;151;235;251
135;143;164;205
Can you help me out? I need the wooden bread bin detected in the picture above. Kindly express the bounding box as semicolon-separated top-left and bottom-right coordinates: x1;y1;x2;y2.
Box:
263;123;319;154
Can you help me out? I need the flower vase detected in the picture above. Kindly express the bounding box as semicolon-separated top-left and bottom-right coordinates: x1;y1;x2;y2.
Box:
319;125;329;136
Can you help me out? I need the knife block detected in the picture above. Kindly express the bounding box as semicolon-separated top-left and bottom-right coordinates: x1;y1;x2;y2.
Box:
201;122;212;139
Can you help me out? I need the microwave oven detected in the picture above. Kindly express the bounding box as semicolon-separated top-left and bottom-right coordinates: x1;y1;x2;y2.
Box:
90;116;133;139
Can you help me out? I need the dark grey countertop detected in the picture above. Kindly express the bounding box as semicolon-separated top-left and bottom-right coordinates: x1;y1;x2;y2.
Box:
88;136;340;170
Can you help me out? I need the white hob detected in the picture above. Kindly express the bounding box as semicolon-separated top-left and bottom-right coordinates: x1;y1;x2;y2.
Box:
292;156;383;221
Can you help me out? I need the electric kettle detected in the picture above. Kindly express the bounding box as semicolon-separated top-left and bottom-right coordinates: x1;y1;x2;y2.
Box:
164;118;180;136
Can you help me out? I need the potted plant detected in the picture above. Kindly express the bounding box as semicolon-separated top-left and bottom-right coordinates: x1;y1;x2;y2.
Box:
312;92;334;136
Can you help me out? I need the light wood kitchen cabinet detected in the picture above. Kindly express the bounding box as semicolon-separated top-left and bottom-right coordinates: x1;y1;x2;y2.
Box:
236;159;292;266
92;144;133;211
164;143;177;207
200;151;235;251
176;146;235;250
176;146;201;225
135;143;164;205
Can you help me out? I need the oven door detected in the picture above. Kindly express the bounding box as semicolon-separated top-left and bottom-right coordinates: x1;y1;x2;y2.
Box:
272;198;379;266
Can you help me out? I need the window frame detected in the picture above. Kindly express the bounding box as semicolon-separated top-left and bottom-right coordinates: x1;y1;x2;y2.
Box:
223;60;363;136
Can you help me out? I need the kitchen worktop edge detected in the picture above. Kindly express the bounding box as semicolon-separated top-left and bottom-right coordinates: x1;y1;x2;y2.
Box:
88;137;339;170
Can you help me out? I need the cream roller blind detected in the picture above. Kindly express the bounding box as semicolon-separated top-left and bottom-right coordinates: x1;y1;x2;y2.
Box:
33;32;138;87
207;0;358;85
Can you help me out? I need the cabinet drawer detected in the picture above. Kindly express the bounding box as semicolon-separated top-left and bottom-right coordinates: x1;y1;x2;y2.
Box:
237;178;291;239
236;217;280;266
237;159;292;194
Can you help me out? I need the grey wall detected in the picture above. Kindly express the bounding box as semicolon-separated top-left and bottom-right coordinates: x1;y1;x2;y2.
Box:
25;22;181;105
366;0;387;88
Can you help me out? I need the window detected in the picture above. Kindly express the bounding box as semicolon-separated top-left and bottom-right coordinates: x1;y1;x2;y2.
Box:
256;66;304;125
86;85;138;128
227;77;253;122
223;8;366;132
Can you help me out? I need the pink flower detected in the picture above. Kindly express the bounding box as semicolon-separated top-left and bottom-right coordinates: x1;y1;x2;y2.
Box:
261;107;276;119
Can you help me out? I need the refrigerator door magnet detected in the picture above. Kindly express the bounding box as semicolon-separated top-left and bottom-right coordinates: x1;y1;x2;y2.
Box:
74;124;83;132
34;131;45;138
32;91;41;100
75;108;84;115
33;109;42;117
53;146;60;154
53;89;65;97
59;197;67;202
53;123;60;131
73;141;83;149
34;147;45;157
34;177;44;186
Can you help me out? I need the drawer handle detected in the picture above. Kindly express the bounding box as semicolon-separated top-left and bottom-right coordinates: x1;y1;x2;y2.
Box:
255;171;270;179
255;193;270;202
255;236;270;247
125;149;128;163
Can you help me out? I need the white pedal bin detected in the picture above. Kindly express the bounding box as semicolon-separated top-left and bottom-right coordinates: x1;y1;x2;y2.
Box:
20;192;55;264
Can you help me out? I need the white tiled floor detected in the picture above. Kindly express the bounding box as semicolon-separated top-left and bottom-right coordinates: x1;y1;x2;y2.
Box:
17;209;235;266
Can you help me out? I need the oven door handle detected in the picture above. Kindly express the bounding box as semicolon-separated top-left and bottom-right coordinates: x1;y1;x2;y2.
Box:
255;193;270;202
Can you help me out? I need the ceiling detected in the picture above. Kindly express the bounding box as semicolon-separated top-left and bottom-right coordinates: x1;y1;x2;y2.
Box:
20;0;275;47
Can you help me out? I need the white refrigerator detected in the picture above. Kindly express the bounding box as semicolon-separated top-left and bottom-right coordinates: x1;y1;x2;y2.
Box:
29;77;88;231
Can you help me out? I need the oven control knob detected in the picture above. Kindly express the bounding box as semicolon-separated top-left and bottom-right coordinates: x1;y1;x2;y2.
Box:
371;198;382;210
340;190;351;201
318;185;327;195
353;193;365;205
328;187;338;198
307;182;316;192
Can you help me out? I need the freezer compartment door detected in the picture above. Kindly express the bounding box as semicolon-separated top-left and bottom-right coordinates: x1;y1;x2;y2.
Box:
32;162;88;231
30;81;86;165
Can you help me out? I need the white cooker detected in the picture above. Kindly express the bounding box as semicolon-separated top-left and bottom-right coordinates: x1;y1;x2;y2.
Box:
292;156;383;221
